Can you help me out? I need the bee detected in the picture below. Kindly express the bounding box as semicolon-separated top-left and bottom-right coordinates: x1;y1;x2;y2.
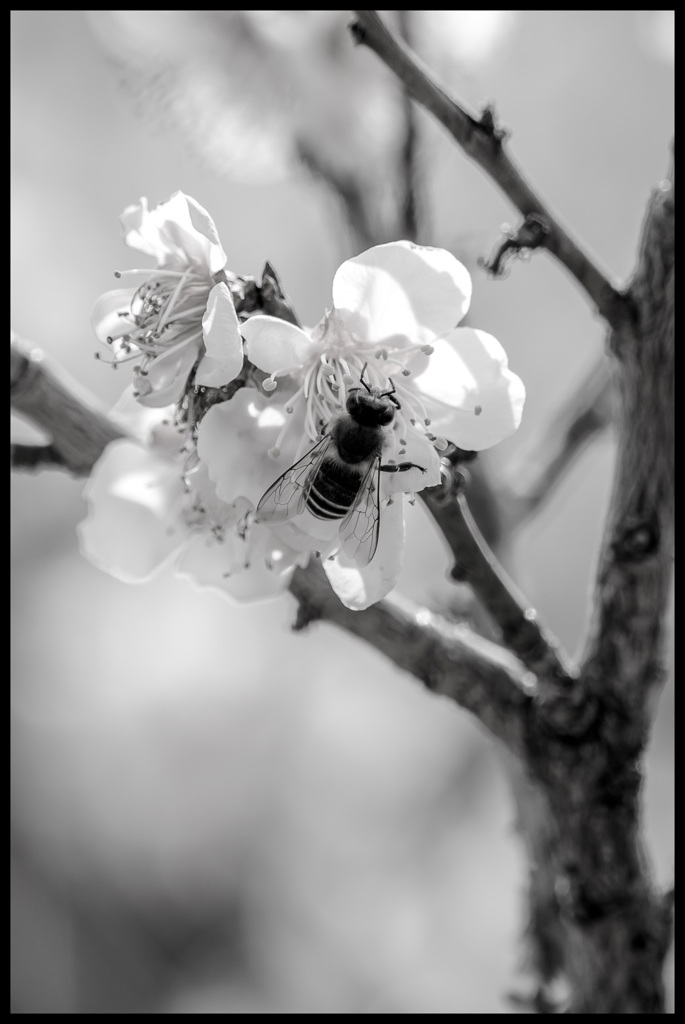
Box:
255;365;426;566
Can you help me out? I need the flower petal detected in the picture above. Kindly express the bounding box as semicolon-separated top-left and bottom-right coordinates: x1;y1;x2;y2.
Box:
323;496;405;610
197;389;301;504
121;192;227;274
195;282;244;387
241;315;318;375
178;520;297;601
77;439;186;583
332;241;472;345
413;327;526;450
107;386;180;451
159;192;228;275
135;337;201;408
273;512;341;550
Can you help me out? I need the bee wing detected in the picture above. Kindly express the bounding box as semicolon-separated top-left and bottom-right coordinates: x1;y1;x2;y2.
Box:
339;458;381;567
255;435;332;524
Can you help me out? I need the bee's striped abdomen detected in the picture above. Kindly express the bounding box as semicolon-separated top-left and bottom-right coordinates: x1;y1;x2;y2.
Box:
306;462;361;520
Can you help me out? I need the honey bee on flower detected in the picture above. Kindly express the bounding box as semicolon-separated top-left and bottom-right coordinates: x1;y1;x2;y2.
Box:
197;240;525;609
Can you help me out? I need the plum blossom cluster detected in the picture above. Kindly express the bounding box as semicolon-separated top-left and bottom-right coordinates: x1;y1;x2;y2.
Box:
92;191;243;408
80;192;525;609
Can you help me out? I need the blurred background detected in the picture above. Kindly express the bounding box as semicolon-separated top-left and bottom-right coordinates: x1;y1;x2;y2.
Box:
11;11;673;1014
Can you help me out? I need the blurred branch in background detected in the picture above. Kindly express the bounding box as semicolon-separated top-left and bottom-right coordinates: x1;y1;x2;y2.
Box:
502;357;614;530
11;332;125;475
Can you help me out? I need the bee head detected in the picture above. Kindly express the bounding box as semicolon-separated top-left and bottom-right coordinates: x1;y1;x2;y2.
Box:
346;388;396;426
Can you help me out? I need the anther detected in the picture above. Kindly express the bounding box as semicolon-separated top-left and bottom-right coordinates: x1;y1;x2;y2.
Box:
474;405;482;416
402;368;411;376
268;447;281;459
263;378;278;392
424;418;431;426
433;437;449;451
421;344;434;355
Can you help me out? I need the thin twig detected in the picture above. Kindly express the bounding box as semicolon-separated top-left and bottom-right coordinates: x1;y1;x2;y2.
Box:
503;358;615;530
296;139;378;249
396;10;420;241
420;469;577;687
349;11;632;329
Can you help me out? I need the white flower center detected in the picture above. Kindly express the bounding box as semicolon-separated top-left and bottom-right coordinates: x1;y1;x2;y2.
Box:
99;266;212;394
264;307;447;459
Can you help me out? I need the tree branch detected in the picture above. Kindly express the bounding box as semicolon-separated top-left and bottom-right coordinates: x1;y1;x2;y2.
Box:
417;468;601;744
289;558;532;751
349;11;632;329
580;172;674;720
10;442;66;472
11;333;125;476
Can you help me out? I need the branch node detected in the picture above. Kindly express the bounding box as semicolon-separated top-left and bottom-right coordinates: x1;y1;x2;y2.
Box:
482;213;551;276
449;562;468;583
348;18;365;47
292;594;323;632
611;516;661;563
536;689;600;742
478;102;509;143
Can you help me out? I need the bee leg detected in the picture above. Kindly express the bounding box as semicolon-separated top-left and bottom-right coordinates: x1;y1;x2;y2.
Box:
380;462;426;473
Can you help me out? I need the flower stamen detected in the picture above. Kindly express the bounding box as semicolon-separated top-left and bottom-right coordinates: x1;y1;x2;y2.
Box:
156;267;194;333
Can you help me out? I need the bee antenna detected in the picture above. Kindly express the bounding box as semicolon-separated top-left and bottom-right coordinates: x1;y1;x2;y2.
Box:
360;362;372;394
